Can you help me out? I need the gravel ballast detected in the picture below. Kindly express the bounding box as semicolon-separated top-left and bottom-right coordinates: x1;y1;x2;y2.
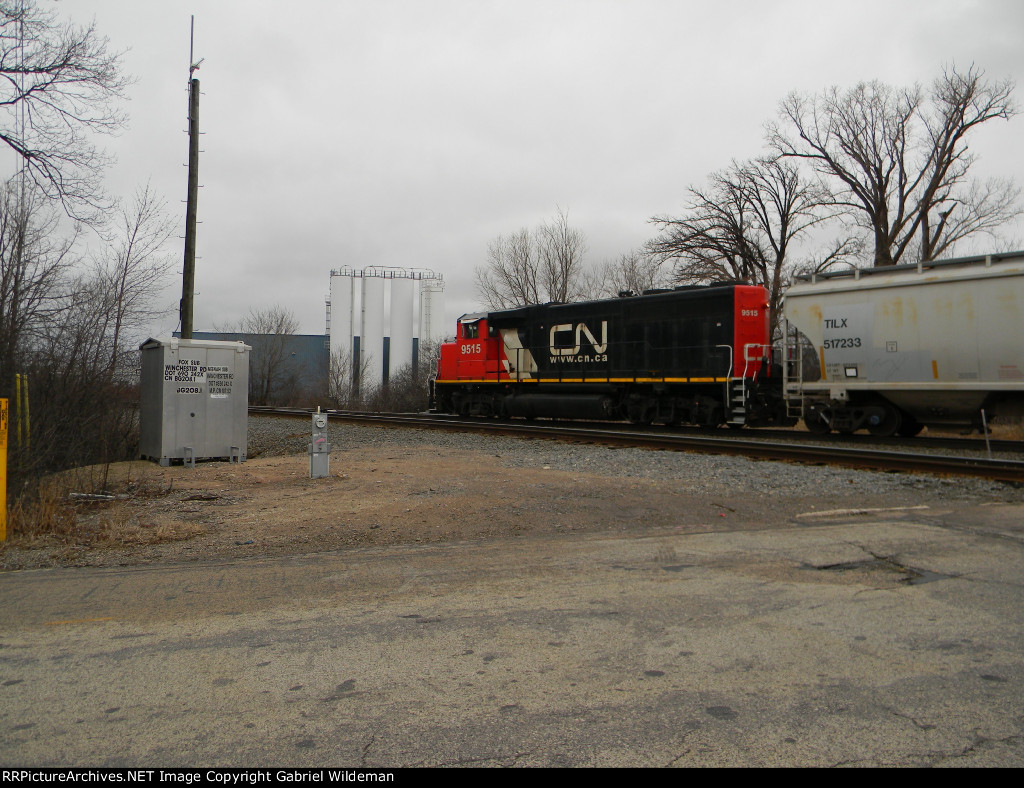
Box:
251;415;1020;501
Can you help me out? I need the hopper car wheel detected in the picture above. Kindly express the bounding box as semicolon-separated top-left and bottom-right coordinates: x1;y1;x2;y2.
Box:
867;404;902;437
804;405;831;435
895;417;924;437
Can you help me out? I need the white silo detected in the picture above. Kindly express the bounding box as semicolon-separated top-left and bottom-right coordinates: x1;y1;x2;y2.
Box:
419;278;446;344
329;270;355;362
361;272;386;390
390;276;415;380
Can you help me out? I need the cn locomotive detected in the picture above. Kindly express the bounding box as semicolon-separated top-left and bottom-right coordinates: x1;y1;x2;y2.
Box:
431;284;790;427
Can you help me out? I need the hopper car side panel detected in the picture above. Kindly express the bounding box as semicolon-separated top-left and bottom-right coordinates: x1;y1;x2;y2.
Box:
784;252;1024;433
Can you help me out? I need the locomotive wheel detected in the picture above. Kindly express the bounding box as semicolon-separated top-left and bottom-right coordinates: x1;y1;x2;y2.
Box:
867;404;902;437
627;402;654;426
804;405;831;434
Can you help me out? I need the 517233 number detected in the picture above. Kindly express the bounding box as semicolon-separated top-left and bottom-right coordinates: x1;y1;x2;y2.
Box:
823;337;862;350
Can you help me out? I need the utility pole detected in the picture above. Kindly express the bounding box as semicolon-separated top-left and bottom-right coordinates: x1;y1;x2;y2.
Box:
180;17;203;339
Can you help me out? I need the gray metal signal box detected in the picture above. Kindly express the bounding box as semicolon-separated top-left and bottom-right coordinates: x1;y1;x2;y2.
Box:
309;410;330;478
139;337;250;466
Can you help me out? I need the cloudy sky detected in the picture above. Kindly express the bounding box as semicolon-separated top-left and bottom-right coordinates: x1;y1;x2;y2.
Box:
35;0;1024;336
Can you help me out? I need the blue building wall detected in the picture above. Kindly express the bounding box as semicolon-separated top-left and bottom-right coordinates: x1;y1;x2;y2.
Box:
175;332;329;404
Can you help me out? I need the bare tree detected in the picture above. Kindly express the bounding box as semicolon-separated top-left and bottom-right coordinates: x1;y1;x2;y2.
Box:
474;208;588;308
769;65;1018;266
536;207;587;303
648;157;851;335
0;178;175;511
474;228;539;309
0;179;77;403
91;184;175;378
584;249;669;299
218;305;301;405
326;346;370;409
0;1;130;220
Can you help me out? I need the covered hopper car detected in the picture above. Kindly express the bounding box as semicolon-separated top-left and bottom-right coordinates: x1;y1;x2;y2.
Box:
782;250;1024;435
431;284;789;427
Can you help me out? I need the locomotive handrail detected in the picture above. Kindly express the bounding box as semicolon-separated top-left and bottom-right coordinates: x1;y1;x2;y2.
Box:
716;345;733;379
741;343;769;381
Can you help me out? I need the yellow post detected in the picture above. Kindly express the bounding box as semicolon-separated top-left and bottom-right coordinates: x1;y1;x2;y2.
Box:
1;397;8;541
21;373;28;453
14;373;21;450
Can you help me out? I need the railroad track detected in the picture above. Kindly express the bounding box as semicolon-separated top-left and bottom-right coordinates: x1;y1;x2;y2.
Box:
249;406;1024;483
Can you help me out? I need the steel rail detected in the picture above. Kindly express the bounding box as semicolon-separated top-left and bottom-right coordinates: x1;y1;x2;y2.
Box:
248;405;1022;455
249;407;1024;482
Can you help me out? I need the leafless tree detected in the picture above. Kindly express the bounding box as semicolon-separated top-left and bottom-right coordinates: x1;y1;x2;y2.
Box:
536;208;588;303
90;184;175;379
474;208;588;308
768;65;1019;266
585;249;669;299
218;305;301;405
475;228;539;309
0;179;77;403
26;268;130;481
326;346;370;409
0;178;175;509
647;157;852;335
0;1;130;220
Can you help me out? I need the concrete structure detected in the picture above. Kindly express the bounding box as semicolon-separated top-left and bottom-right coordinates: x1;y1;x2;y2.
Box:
328;267;445;392
419;278;446;347
389;276;415;381
361;273;387;390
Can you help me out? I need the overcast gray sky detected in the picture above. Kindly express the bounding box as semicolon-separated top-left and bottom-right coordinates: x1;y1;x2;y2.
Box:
40;0;1024;336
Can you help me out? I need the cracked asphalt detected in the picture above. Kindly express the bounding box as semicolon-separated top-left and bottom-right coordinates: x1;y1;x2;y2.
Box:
1;499;1023;767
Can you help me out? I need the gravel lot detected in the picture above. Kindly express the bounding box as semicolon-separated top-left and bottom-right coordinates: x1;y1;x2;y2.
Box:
250;415;1019;498
1;414;1021;571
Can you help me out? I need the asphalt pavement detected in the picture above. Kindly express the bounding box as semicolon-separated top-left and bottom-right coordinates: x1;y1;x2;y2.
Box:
1;501;1023;767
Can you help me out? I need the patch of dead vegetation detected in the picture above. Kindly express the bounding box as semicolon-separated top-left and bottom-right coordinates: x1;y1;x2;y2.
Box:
1;461;207;556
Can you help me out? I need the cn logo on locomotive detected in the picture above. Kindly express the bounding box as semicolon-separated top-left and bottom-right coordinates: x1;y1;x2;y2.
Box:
549;321;609;357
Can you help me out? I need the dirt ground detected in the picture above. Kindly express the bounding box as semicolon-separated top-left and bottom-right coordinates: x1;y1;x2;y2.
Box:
10;427;1007;573
0;438;880;571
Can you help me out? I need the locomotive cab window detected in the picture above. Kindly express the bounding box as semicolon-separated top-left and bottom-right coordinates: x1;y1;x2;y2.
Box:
462;322;480;339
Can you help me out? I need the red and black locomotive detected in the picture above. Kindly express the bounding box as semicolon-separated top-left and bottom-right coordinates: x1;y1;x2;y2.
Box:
431;284;789;427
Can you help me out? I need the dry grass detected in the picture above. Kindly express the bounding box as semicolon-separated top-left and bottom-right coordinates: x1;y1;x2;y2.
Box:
5;483;78;541
991;421;1024;441
1;460;198;549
